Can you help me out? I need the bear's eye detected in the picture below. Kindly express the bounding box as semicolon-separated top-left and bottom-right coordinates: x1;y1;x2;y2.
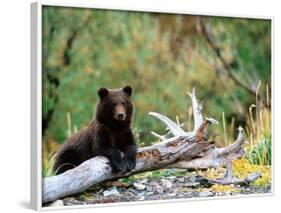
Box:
111;102;117;106
121;102;126;105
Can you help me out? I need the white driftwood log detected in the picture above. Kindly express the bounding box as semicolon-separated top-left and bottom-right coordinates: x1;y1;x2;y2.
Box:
42;88;260;203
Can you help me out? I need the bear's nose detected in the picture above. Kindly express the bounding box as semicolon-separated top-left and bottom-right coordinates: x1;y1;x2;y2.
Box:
117;113;125;120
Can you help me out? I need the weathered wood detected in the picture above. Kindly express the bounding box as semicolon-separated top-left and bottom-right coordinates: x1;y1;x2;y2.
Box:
170;127;245;169
43;135;215;203
188;87;204;131
42;88;258;203
195;162;261;186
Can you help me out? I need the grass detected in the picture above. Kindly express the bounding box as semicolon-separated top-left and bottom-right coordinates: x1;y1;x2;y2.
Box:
221;82;271;166
43;111;77;177
42;138;59;177
42;153;56;177
222;112;228;147
244;82;271;165
246;135;271;165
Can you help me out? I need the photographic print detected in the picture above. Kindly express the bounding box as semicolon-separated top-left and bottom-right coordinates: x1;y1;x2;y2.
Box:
36;4;272;209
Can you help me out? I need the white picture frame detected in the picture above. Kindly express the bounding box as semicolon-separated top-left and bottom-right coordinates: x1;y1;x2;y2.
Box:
31;1;274;210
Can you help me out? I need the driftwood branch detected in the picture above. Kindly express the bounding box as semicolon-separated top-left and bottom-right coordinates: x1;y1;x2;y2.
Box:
42;88;259;203
195;162;261;187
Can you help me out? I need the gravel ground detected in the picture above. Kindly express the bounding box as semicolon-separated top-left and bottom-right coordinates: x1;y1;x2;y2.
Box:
47;174;271;207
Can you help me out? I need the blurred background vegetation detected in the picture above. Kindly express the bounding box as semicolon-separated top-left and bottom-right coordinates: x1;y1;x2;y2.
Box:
42;6;271;176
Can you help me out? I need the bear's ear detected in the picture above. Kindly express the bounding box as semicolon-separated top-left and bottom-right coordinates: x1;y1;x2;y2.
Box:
123;85;133;97
98;87;109;99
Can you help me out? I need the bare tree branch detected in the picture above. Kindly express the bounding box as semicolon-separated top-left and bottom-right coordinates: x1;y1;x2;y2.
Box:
198;17;259;98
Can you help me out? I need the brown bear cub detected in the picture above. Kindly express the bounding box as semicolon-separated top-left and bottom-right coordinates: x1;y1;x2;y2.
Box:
53;85;137;175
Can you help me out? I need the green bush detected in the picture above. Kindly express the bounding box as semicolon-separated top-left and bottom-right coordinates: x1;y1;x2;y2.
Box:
246;135;271;165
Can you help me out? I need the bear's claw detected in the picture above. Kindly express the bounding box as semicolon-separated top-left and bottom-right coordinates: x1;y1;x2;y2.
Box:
124;157;136;172
111;160;126;173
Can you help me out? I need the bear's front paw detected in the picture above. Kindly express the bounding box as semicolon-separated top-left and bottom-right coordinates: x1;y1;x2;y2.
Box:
111;160;126;173
124;157;136;172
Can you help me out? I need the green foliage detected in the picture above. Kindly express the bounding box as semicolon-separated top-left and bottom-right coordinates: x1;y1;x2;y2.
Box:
246;135;271;165
210;17;271;82
119;169;188;183
42;6;271;152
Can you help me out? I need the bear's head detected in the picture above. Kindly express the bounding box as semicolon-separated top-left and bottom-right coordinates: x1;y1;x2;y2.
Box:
96;85;134;127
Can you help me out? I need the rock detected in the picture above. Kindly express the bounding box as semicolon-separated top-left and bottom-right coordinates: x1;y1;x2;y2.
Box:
139;179;148;184
199;191;213;197
124;191;135;197
63;199;85;206
167;176;177;182
63;197;75;203
138;196;145;201
48;200;64;207
156;188;164;194
178;177;185;183
136;191;146;199
103;187;120;197
155;185;164;194
183;192;194;198
161;179;173;189
184;182;200;187
146;191;154;196
133;183;146;190
189;175;196;182
146;185;153;192
167;192;176;197
128;188;141;195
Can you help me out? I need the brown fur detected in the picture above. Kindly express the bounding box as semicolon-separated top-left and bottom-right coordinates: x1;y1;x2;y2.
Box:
53;85;137;175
